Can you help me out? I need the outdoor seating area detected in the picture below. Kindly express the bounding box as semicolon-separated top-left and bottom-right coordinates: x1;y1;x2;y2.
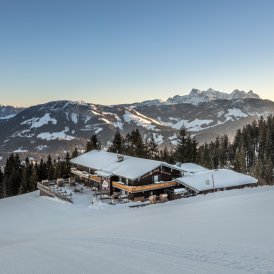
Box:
38;176;181;206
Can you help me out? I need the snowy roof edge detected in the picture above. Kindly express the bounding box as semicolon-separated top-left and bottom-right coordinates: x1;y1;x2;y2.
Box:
70;150;182;181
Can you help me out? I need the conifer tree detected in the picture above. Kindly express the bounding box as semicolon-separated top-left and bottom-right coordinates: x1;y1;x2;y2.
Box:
147;134;159;159
86;134;101;152
64;152;71;177
108;128;125;154
175;126;198;163
72;147;79;158
29;168;38;191
174;126;188;163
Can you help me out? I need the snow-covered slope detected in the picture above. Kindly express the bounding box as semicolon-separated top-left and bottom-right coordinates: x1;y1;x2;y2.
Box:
0;105;24;120
0;187;274;273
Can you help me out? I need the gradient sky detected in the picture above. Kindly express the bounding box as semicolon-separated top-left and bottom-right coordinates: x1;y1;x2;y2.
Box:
1;0;274;106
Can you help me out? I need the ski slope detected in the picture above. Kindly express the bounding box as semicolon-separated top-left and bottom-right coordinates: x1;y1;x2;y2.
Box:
0;187;274;274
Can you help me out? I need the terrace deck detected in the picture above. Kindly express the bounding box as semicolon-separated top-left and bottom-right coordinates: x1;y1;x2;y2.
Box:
112;181;177;193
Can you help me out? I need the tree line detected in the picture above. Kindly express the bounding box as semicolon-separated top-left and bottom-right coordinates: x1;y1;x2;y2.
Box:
197;116;274;185
0;153;72;199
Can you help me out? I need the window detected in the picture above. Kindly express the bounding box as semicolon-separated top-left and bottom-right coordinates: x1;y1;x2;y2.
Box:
153;175;159;183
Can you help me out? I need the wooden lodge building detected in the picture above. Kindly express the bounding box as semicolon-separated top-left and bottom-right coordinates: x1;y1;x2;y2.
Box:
70;150;183;201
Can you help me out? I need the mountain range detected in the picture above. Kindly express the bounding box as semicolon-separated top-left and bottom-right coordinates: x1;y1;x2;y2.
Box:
0;88;273;163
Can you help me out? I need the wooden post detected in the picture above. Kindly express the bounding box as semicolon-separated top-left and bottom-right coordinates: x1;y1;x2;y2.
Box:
212;174;215;192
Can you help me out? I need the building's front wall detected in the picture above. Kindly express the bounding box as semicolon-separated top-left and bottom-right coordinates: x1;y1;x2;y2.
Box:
132;166;181;186
72;162;182;201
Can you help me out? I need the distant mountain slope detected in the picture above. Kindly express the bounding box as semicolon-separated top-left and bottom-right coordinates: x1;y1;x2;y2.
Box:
0;105;25;120
0;89;273;161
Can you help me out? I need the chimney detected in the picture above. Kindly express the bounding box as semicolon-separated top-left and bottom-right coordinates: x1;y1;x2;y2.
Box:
117;154;124;162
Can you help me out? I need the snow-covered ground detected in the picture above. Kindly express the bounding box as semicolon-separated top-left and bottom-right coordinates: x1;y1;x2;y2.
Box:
0;187;274;274
37;127;75;141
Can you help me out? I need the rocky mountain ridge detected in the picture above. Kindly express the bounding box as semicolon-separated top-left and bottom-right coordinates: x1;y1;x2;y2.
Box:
0;89;273;163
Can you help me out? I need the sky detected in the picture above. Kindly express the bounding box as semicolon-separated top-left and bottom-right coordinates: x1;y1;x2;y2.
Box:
0;0;274;106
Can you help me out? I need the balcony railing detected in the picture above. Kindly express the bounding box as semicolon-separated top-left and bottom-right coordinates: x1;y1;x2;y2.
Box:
112;181;177;193
71;168;101;183
37;182;73;203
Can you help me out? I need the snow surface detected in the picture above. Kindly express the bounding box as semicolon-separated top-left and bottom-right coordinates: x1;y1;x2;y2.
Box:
168;133;178;145
37;127;75;141
21;113;57;128
161;118;214;131
13;148;28;153
36;145;48;151
152;133;164;144
12;130;34;138
123;110;156;130
178;163;209;174
0;114;16;120
0;187;274;273
224;108;248;121
71;113;79;124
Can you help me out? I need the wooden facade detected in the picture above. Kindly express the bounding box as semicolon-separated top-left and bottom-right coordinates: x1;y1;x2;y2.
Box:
71;164;182;201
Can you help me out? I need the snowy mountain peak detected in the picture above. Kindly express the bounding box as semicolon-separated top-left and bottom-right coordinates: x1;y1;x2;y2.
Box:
167;89;260;106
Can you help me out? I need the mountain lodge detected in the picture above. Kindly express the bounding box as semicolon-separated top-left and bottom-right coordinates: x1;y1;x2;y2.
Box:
70;150;183;201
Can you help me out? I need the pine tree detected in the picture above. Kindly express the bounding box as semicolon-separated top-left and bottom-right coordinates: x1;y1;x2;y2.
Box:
174;126;188;163
29;168;38;191
124;129;146;157
263;155;273;184
3;154;22;197
72;147;79;158
64;152;71;177
37;159;47;181
234;147;246;173
46;155;54;180
147;134;159;159
160;147;170;162
108;128;125;154
86;134;101;152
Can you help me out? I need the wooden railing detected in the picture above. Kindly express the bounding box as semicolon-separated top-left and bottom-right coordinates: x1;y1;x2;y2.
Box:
37;182;73;203
90;175;102;183
112;181;177;193
71;168;101;183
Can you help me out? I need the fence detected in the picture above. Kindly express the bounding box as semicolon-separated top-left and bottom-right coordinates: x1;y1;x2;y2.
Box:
37;182;73;203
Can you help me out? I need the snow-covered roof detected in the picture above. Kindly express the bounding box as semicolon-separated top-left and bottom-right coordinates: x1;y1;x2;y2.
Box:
176;169;257;192
71;150;179;180
176;163;209;174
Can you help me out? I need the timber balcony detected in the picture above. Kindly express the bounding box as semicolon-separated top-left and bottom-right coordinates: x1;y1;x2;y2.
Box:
112;181;177;194
71;168;101;183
